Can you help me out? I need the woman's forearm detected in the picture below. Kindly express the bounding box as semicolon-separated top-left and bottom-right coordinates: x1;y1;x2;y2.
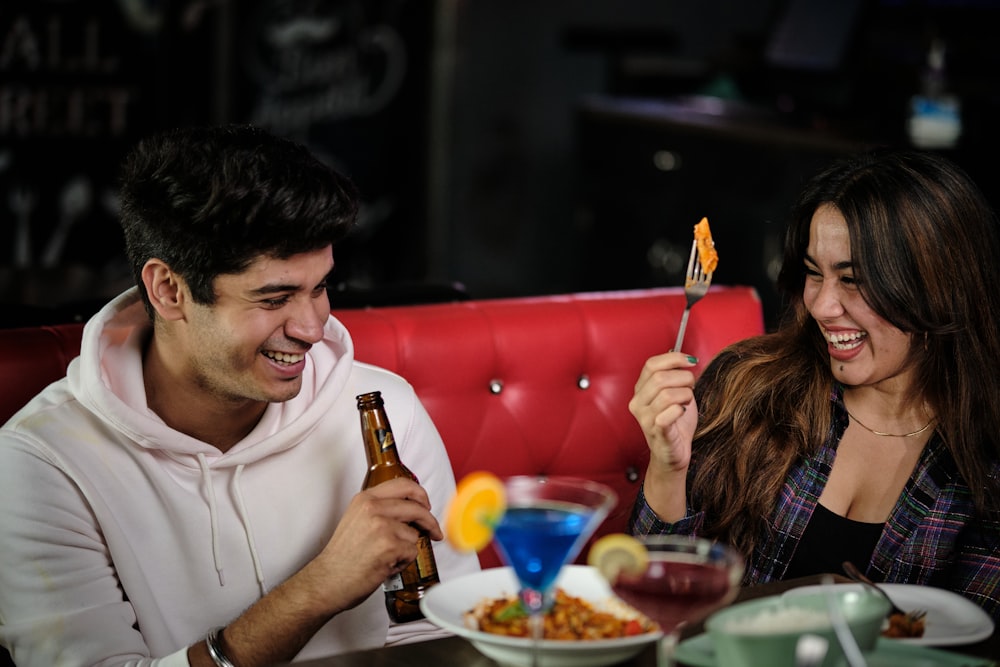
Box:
642;464;690;524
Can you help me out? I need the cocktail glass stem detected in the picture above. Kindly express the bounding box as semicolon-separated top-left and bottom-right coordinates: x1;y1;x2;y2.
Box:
658;627;680;667
520;587;546;667
528;610;543;667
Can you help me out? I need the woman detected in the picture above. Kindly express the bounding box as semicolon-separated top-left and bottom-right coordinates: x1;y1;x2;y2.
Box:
629;149;1000;619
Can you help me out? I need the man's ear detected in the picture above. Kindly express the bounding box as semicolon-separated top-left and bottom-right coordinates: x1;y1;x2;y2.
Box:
141;259;186;321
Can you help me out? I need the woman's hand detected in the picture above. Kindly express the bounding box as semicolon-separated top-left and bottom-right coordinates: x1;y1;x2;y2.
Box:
629;352;699;476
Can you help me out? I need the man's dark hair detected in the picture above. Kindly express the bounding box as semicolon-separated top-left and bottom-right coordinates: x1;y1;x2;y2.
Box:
118;124;358;318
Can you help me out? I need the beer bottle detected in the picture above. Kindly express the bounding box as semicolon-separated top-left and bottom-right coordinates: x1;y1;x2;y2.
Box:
356;391;440;623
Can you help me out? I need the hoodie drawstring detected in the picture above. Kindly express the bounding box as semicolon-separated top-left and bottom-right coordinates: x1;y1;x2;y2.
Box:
233;464;267;595
196;454;267;595
197;453;226;587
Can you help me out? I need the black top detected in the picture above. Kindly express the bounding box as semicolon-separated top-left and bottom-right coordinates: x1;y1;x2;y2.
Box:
784;502;884;579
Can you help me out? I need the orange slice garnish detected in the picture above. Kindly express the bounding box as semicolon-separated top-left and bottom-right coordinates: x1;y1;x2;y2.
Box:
445;471;507;552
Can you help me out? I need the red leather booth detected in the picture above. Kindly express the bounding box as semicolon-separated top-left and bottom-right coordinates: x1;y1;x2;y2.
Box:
0;286;765;569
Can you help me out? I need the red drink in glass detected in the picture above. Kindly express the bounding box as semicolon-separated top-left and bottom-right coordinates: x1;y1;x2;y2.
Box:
607;535;743;667
612;556;737;633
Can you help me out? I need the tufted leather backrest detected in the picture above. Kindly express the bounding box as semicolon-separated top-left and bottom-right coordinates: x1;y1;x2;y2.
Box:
0;286;764;568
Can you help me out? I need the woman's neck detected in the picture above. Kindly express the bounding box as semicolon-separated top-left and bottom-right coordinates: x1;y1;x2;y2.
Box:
842;385;935;438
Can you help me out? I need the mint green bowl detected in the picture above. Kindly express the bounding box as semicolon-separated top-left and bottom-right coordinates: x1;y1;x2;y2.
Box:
705;589;890;667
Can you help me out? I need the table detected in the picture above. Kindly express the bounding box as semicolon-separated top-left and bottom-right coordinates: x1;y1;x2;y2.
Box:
291;575;999;666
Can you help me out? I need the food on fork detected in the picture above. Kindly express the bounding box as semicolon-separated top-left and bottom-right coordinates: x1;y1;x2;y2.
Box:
882;611;926;638
693;217;718;274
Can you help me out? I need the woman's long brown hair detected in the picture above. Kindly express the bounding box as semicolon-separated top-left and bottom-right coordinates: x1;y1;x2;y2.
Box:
689;150;1000;556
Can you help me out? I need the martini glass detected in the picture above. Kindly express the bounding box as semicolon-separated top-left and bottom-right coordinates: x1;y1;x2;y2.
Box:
490;475;617;667
608;534;744;666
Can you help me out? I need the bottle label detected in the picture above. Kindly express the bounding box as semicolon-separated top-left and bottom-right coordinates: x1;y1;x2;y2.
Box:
415;536;437;580
376;428;395;452
382;572;404;592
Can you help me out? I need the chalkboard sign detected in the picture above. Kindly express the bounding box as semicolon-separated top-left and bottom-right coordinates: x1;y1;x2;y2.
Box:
0;0;433;317
230;0;434;290
0;0;218;311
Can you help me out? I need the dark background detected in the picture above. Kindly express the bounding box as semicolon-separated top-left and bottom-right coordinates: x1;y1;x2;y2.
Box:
2;0;998;330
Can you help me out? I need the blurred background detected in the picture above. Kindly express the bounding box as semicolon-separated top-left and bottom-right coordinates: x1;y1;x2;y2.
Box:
1;0;998;330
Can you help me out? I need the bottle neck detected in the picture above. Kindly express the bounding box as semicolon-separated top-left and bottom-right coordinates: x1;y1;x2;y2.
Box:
365;428;399;466
359;410;400;467
357;392;416;487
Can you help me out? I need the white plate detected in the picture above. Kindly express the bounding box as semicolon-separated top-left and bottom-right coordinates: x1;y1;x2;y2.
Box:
420;564;662;667
782;583;994;647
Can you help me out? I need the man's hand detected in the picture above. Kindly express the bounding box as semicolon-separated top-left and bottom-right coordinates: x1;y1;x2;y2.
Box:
312;477;443;613
188;477;445;667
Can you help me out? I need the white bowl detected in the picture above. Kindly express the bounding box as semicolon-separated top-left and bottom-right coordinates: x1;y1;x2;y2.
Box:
420;565;662;667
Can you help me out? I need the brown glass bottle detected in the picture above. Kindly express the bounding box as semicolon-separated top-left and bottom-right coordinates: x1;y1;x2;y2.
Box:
357;391;440;623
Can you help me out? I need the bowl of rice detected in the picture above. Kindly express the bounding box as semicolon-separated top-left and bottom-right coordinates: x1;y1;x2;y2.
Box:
704;588;890;667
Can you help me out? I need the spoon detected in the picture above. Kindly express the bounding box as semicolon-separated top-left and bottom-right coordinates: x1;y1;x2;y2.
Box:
822;574;868;667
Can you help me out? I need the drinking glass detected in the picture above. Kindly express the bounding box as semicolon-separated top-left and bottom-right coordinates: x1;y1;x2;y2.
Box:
609;534;744;667
490;475;617;667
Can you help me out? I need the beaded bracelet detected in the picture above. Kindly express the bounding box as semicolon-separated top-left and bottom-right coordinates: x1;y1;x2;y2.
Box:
206;627;237;667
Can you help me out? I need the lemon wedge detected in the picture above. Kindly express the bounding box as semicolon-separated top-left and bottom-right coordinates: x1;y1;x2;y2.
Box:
587;533;649;581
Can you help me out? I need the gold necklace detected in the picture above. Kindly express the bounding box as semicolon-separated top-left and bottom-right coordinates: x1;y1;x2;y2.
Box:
844;407;936;438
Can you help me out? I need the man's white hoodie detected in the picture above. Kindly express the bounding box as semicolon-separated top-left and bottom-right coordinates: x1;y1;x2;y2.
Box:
0;289;480;666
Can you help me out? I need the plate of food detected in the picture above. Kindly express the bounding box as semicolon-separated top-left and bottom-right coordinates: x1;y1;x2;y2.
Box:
782;583;994;647
419;565;662;667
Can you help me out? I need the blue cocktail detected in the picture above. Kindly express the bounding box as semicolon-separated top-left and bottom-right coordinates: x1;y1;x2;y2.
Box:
493;504;595;596
490;476;617;665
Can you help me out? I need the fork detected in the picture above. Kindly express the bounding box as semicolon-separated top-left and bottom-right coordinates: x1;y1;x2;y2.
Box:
672;239;714;352
842;561;927;623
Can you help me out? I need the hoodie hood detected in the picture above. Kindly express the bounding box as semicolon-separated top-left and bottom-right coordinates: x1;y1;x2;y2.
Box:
68;287;357;468
65;288;360;593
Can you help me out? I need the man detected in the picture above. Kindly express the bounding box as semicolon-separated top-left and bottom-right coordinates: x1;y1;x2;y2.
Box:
0;125;480;666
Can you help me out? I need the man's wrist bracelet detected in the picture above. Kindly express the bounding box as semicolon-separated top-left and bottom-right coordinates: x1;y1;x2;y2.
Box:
206;627;237;667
